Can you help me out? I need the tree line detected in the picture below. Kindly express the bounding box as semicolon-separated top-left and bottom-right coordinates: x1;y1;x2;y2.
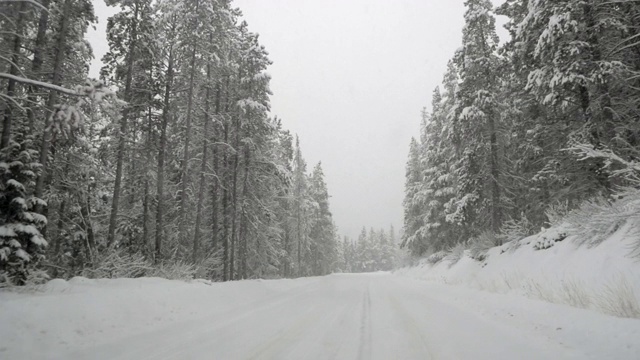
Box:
0;0;339;284
402;0;640;255
336;226;399;273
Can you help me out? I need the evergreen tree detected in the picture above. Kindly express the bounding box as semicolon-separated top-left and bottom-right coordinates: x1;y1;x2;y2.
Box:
403;0;640;258
1;0;341;284
307;162;336;275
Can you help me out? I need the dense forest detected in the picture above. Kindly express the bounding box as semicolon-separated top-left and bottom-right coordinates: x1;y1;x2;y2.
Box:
402;0;640;255
0;0;344;285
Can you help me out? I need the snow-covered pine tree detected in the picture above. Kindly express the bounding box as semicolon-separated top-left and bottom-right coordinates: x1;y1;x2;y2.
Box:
514;0;629;200
307;162;337;276
401;137;426;254
448;0;503;239
0;137;47;285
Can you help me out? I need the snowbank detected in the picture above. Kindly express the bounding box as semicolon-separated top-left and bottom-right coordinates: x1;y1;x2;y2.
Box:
396;221;640;317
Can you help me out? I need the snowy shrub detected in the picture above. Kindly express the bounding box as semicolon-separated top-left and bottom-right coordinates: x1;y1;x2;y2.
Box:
544;201;571;227
499;215;537;246
560;279;592;309
445;243;466;266
396;248;419;268
0;268;50;290
522;276;640;318
426;251;447;265
194;253;223;280
631;223;640;260
524;278;592;309
564;190;640;247
468;232;496;261
81;248;151;279
149;261;197;281
81;248;197;281
523;279;557;303
533;227;567;250
610;189;640;259
500;272;524;291
598;278;640;319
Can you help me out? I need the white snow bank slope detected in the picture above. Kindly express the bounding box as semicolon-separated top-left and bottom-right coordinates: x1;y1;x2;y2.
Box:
396;222;640;317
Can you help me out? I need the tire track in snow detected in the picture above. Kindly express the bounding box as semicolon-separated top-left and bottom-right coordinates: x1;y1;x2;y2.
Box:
244;278;365;360
322;297;361;360
388;293;435;360
243;308;322;360
357;283;372;360
77;278;328;360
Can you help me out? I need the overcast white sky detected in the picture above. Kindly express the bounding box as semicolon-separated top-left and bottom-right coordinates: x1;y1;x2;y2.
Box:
88;0;506;240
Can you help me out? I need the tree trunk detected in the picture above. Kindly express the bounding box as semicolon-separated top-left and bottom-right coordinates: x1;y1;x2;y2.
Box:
239;210;248;279
1;1;27;150
297;197;301;277
156;46;174;262
221;75;232;281
209;84;222;255
79;185;96;263
210;144;219;252
27;0;51;133
142;104;152;254
222;122;229;280
34;0;72;214
283;226;290;277
53;198;66;255
192;57;212;264
488;112;501;237
229;113;240;281
108;1;140;247
239;145;250;279
178;7;200;241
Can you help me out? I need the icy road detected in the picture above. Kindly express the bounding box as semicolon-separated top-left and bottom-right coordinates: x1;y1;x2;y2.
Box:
1;273;639;359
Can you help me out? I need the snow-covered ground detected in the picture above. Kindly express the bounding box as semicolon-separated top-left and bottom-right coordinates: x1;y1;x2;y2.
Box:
396;221;640;319
1;273;639;359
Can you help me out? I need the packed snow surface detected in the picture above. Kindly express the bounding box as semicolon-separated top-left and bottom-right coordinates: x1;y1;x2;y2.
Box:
1;273;639;359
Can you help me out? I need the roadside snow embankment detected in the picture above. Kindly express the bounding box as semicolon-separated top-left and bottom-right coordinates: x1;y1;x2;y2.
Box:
397;221;640;318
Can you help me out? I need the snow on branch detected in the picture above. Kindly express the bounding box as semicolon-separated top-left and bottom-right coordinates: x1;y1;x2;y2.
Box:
0;74;115;103
0;72;82;96
0;0;49;12
1;73;117;140
568;144;639;170
567;144;640;183
237;98;267;113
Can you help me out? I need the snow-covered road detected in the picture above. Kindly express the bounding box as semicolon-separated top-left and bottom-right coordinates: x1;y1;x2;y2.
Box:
2;273;639;359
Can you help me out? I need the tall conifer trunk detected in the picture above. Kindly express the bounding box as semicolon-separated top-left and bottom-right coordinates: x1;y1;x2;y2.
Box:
229;112;240;281
193;54;213;264
179;0;201;241
1;1;26;150
108;1;140;247
27;0;51;133
156;44;174;262
35;0;72;214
